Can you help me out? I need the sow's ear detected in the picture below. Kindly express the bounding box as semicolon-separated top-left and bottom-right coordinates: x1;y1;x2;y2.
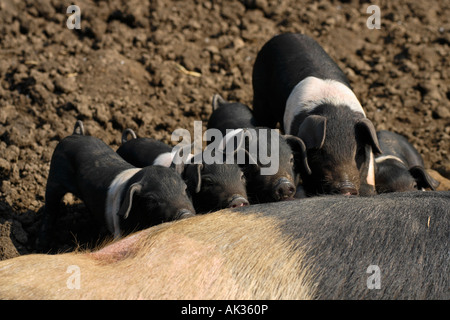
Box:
409;166;440;190
184;163;203;193
355;118;382;155
212;94;227;111
297;115;327;150
284;135;312;175
117;183;142;219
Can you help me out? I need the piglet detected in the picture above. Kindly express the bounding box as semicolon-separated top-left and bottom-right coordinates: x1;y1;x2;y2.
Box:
375;130;439;193
37;121;195;250
118;129;186;168
252;33;381;196
117;129;249;213
207;94;308;203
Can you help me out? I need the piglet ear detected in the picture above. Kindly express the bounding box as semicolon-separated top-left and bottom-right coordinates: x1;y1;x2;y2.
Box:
172;142;195;167
409;166;440;190
219;128;251;155
169;161;185;175
194;164;203;193
284;135;312;175
241;149;260;174
184;164;203;193
356;118;382;155
73;120;85;135
212;94;227;111
121;128;137;144
297;115;327;150
117;183;142;219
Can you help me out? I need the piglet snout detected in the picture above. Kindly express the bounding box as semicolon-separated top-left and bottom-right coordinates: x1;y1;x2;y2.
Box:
228;195;249;208
274;178;296;200
176;209;195;220
338;181;358;196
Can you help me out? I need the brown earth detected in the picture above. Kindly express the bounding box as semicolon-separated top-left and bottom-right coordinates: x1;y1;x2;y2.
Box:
0;0;449;259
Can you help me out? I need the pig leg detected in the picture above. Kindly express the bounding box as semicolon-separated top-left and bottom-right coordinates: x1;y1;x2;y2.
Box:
36;157;76;251
36;185;67;251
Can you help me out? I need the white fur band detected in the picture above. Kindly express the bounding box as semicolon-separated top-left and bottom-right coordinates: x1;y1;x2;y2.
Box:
153;150;194;167
284;76;365;134
105;168;142;238
375;155;405;165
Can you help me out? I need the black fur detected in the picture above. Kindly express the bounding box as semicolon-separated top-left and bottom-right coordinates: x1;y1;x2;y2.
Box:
252;33;380;196
235;191;450;299
207;95;302;202
117;137;172;167
116;130;248;213
252;33;350;129
37;125;194;250
375;130;440;192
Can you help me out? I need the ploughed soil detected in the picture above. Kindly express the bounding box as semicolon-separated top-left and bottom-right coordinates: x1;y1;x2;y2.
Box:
1;0;449;259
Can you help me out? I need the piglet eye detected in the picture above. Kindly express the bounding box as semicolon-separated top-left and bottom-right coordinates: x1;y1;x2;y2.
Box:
290;156;294;165
413;182;418;189
202;178;213;187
